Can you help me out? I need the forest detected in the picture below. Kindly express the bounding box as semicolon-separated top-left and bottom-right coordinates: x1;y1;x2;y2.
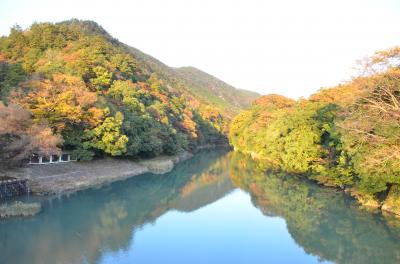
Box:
229;46;400;213
0;20;258;167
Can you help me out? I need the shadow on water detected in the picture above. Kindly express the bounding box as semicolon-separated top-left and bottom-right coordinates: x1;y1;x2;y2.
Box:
229;151;400;264
0;148;233;264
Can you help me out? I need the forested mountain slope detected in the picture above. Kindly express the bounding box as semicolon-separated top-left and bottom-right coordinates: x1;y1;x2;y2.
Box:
0;19;259;166
121;49;259;118
173;66;260;117
229;46;400;215
60;19;260;118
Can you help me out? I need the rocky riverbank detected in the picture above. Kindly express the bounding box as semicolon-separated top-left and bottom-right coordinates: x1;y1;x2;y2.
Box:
3;151;193;196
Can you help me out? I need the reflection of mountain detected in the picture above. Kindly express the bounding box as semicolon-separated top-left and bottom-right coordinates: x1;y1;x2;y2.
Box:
170;158;234;212
0;148;233;264
229;152;400;264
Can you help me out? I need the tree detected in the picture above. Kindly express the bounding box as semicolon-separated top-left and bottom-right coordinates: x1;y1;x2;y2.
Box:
11;73;102;132
228;46;400;206
87;111;128;156
0;20;232;163
339;68;400;194
0;102;61;167
0;61;25;101
90;66;112;91
108;80;145;112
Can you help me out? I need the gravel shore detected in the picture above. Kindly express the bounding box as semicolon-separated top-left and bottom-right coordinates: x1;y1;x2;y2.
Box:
4;151;193;195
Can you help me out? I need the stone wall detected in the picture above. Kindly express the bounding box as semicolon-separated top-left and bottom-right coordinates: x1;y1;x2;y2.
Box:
0;179;28;199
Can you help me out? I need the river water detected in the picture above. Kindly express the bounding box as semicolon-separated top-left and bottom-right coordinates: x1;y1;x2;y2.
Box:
1;149;400;264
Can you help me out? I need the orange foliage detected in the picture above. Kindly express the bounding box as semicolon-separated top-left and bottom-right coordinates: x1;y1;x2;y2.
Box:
253;94;295;108
181;110;197;138
0;103;62;165
137;82;151;91
309;82;365;107
11;73;102;132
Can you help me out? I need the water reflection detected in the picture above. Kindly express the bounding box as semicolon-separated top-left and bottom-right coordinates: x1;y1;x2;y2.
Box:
0;149;233;264
229;152;400;264
1;149;400;264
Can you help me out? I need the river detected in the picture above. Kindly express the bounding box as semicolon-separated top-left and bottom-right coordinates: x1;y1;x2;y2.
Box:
1;149;400;264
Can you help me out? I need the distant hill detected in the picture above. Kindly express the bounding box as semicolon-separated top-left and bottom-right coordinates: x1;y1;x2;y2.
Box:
174;66;260;116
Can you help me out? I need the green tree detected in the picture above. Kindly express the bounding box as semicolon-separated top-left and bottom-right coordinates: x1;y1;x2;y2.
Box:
0;61;25;101
90;66;112;91
88;111;128;156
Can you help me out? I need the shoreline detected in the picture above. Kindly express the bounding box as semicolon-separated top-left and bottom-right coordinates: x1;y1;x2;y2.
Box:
3;151;194;196
237;150;400;217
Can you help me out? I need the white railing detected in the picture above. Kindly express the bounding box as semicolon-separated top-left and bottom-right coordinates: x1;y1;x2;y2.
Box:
28;154;77;165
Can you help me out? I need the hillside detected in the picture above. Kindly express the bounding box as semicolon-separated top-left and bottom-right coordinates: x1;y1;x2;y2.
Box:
120;48;260;118
173;67;259;116
0;19;259;166
229;46;400;215
59;19;260;118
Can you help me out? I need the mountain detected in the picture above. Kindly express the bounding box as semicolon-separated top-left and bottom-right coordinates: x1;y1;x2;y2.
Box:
60;19;260;118
174;66;260;116
121;45;259;119
0;19;259;164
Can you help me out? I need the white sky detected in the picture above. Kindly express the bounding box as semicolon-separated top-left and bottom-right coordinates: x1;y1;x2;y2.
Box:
1;0;400;98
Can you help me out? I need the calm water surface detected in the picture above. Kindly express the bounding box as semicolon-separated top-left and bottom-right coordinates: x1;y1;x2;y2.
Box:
1;149;400;264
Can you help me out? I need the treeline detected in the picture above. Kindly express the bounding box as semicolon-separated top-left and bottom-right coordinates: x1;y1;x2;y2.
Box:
0;20;229;167
229;47;400;213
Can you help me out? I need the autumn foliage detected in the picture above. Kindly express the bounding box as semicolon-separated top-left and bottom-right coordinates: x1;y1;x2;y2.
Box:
230;46;400;206
0;102;61;167
0;20;238;165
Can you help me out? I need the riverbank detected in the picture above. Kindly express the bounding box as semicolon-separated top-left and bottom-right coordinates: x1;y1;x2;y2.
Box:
3;151;193;196
238;150;400;217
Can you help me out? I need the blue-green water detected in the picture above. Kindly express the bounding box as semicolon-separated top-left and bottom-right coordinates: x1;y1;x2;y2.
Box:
1;149;400;264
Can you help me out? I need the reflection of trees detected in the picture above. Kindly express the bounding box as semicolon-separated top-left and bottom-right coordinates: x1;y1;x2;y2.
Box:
0;148;233;264
170;156;234;212
230;151;400;264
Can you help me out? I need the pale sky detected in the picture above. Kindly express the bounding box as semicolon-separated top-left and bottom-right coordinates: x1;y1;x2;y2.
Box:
1;0;400;98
